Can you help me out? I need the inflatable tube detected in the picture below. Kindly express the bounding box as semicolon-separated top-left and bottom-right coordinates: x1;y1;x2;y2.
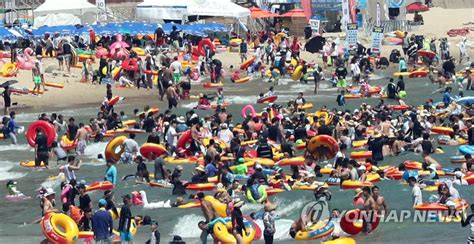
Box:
240;57;255;70
431;126;454;135
341;180;374;190
388;104;411;111
298;103;314;110
393;71;412;77
213;218;256;243
292;65;303;81
204;196;228;218
0;63;18;77
186;183;216;191
202;137;226;150
26;120;56;147
176;130;192;155
20;160;46;168
210;102;231;109
417;50;436;59
459;145;474;155
382;37;403;45
266;188;285;196
277;156;305;166
352;140;368;148
312;111;333;126
292;183;328;190
409;70;429;78
241;104;257;118
350;151;372;160
465;174;474;185
306;135;339;160
244;157;275;166
203;82;224;89
450;155;466;164
438;135;467;145
294;219;335;240
131;47;145;56
344;94;362;99
136;108;160;117
235;76;251;84
85;181;114;192
45;82;64;89
105;136;127;163
140;143;167;160
457;96;474;104
107;96;121;107
340;209;379;235
41;213;79;243
177;201;201;209
415;199;468;211
197;39;215;57
149;180;173;188
60;135;78;151
404;160;423;170
257;95;278;104
164;156;198;164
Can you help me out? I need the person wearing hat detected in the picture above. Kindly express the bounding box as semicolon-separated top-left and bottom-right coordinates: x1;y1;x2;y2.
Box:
218;123;234;147
146;220;160;244
191;165;208;183
91;198;113;242
171;165;186;195
231;199;246;243
357;165;368;182
118;194;133;243
263;201;277;243
6;180;22;196
42;187;58;215
353;188;365;206
176;116;188;132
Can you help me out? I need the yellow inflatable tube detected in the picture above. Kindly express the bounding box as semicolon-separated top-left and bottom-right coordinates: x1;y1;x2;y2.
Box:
213;219;256;243
204;196;228;218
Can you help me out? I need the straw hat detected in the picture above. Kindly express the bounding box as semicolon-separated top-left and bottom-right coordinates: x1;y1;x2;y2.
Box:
354;188;363;198
195;165;205;172
264;202;277;212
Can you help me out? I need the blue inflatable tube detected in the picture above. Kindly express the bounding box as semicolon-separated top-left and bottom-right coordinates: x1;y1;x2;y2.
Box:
459;145;474;155
457;96;474;104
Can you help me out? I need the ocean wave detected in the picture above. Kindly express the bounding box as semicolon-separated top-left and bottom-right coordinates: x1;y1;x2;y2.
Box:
83;142;108;159
254;219;293;240
0;144;32;152
170;214;205;238
0;165;27;181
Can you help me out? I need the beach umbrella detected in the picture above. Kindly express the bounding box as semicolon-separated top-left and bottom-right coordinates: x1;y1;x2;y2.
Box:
280;9;306;18
250;6;279;19
0;80;18;87
406;2;429;13
305;36;326;53
121;58;139;71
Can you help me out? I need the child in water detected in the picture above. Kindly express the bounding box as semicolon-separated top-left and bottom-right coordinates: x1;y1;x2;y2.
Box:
216;88;224;105
268;67;280;85
6;180;24;196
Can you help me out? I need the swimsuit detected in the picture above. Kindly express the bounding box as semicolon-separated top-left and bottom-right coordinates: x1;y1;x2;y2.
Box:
34;76;42;84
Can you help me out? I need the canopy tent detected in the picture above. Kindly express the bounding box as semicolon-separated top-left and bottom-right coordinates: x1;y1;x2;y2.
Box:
249;7;280;19
187;0;250;18
33;13;81;29
136;0;188;21
136;0;250;21
34;0;98;25
280;9;307;18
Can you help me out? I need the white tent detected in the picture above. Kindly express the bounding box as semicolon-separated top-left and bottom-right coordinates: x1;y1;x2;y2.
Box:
136;0;188;21
34;0;98;25
33;13;81;28
187;0;250;18
136;0;250;21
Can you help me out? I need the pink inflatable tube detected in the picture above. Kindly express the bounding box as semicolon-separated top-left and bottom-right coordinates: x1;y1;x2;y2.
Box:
241;105;257;118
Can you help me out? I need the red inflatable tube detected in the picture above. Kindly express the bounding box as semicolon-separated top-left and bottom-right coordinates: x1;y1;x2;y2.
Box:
197;39;215;57
241;105;257;118
340;209;379;235
177;130;193;155
26;120;56;147
388;104;410;111
140;143;167;160
257;95;278;104
409;70;429;78
107;96;121;107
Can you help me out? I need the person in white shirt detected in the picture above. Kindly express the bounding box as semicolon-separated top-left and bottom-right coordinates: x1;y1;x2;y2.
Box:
408;177;422;207
166;120;180;155
218;123;234;147
121;134;139;164
170;57;182;83
61;156;81;182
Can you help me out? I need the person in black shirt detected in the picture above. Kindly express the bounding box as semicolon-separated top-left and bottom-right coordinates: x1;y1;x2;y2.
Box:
421;133;434;154
62;39;72;72
387;78;397;99
231;200;246;243
35;128;49;167
67;117;78;141
256;137;273;159
169;26;180;51
397;76;405;93
147;131;160;144
118;195;133;242
77;184;92;231
317;119;333;136
136;156;150;183
367;132;387;163
143;115;155;133
335;64;348;79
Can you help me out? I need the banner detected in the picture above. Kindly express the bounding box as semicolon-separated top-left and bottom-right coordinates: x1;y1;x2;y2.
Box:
309;18;321;33
376;2;381;26
341;0;350;31
358;0;368;9
388;0;406;8
349;0;357;23
347;24;358;48
96;0;107;22
371;26;384;54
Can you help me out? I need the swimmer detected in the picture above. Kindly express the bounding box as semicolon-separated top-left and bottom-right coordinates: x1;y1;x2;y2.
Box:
75;122;89;157
6;180;23;196
372;186;388;215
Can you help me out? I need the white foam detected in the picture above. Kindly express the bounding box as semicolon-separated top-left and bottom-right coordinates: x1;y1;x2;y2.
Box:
83;142;108;159
254;219;293;240
0;165;27;181
0;144;32;152
181;102;198;109
170;214;205;238
226;96;256;104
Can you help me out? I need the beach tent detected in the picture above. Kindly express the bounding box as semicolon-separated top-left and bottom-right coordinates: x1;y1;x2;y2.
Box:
34;0;98;25
33;13;81;29
136;0;188;21
187;0;250;18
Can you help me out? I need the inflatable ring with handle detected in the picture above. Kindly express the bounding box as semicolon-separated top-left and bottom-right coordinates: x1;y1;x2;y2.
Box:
306;135;339;160
105;136;127;163
26;120;56;147
41;213;79;243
